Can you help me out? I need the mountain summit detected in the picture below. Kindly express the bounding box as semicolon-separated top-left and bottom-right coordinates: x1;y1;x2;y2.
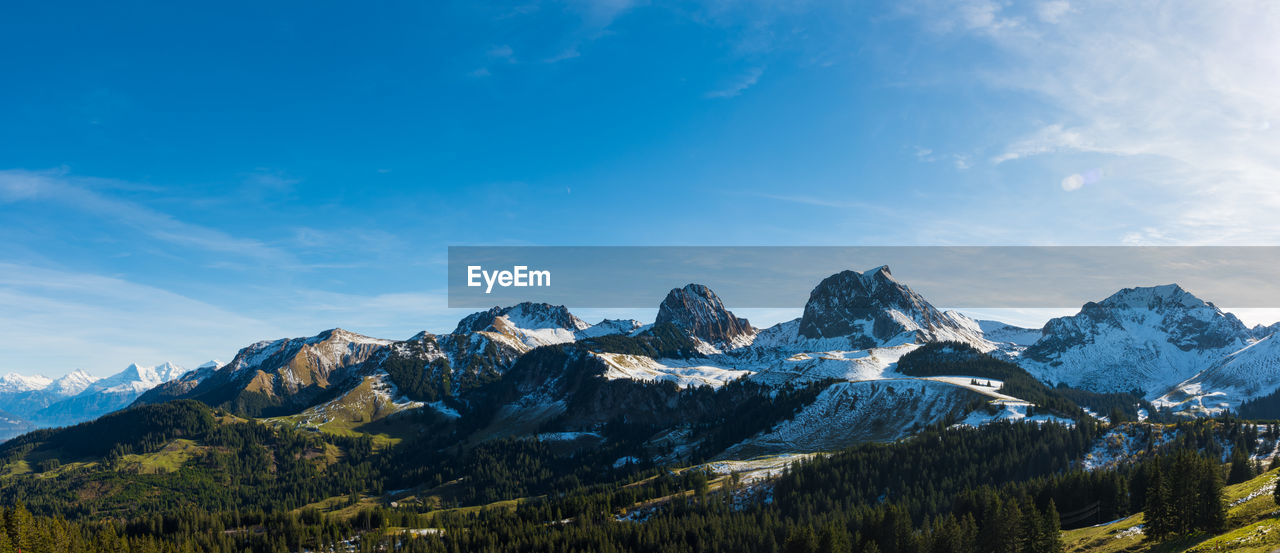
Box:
797;266;985;347
1022;284;1254;396
655;284;755;347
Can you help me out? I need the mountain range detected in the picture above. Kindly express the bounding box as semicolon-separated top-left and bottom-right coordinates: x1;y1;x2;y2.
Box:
6;265;1280;454
0;361;205;439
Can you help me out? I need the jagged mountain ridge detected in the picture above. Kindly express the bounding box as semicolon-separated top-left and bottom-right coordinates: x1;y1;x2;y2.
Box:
17;266;1280;454
1018;284;1257;400
0;363;196;435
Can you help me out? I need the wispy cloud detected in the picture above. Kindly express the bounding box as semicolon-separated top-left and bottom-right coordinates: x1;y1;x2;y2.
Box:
706;66;764;98
0;169;294;264
0;262;282;375
910;0;1280;243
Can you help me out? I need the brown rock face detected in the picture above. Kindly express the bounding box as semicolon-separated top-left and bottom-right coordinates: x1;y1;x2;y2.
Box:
655;284;755;345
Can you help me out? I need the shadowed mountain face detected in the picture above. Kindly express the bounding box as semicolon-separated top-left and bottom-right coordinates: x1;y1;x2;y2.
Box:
797;266;984;347
655;284;755;346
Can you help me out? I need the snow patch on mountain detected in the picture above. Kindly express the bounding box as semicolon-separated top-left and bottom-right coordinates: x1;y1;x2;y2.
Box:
955;400;1074;428
977;320;1043;348
744;343;920;387
594;353;753;388
719;379;985;458
576;319;643;339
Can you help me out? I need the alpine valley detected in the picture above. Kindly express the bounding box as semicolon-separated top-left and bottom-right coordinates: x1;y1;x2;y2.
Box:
7;266;1280;553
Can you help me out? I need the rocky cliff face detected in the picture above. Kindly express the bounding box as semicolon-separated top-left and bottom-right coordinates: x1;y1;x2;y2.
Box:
797;266;986;348
654;284;755;347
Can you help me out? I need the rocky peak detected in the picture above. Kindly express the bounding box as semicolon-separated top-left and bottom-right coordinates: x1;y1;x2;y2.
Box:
798;266;951;343
453;302;589;335
1032;284;1251;357
655;284;755;345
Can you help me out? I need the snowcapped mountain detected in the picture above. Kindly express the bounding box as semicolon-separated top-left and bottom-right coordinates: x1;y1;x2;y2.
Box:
796;266;990;349
82;362;189;395
0;373;53;394
655;284;756;348
0;369;103;431
575;319;643;339
1155;334;1280;414
14;264;1280;459
977;320;1043;348
30;362;192;428
48;369;99;396
1020;284;1255;397
454;302;590;349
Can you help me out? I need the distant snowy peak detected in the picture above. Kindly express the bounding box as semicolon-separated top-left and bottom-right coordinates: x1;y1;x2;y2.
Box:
1022;284;1255;395
85;362;190;395
1252;322;1280;340
0;373;53;393
453;302;589;349
197;360;223;371
576;319;644;339
454;302;588;334
48;370;100;397
977;320;1043;347
1030;284;1251;358
797;266;988;348
655;284;755;347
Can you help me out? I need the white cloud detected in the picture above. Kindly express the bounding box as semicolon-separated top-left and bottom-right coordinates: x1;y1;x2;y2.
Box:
0;261;458;376
0;169;293;264
915;0;1280;243
1036;0;1071;23
1060;173;1084;191
488;44;515;60
706;67;764;98
0;263;282;376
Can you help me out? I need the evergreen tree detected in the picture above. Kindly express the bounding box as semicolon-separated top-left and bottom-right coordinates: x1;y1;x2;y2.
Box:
783;525;817;553
1144;460;1172;540
1227;447;1254;484
817;523;852;553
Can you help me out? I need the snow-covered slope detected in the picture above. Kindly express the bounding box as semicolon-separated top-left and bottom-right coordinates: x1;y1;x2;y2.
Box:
82;362;189;395
977;320;1043;348
1021;284;1254;396
0;373;53;394
32;362;193;427
1155;334;1280;415
719;380;985;458
594;352;753;388
576;319;643;339
453;302;589;349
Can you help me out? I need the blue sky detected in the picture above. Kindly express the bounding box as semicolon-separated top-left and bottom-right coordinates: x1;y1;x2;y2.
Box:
3;1;1280;376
